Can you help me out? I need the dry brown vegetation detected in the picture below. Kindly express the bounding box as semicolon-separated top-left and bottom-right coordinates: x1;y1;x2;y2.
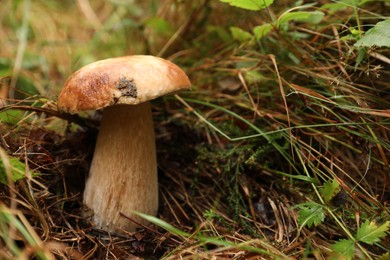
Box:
0;0;389;259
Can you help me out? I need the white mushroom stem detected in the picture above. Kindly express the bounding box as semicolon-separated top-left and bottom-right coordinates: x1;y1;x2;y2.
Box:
83;102;158;232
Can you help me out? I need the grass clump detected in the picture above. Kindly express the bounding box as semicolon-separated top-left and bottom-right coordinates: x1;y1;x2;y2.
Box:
0;0;389;259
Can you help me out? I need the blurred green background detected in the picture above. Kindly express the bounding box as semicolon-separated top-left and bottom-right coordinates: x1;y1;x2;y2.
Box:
0;0;207;99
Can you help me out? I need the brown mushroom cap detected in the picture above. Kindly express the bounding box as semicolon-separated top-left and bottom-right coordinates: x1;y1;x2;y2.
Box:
57;55;191;114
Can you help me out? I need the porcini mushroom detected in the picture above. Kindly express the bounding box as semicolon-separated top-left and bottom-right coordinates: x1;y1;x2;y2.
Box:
57;55;191;232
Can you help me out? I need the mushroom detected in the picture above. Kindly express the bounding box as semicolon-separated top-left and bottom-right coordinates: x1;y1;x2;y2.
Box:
57;55;191;232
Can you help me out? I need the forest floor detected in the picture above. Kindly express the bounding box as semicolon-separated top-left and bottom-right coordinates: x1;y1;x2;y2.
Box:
0;1;389;259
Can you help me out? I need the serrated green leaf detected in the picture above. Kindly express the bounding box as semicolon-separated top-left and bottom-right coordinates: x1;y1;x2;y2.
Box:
356;220;390;245
331;239;355;260
220;0;274;11
297;202;325;228
355;19;390;47
230;26;253;42
0;157;32;184
253;23;273;40
277;11;324;27
321;179;341;203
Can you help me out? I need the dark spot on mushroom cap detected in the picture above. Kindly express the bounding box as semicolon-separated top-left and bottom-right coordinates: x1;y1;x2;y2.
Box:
116;77;137;98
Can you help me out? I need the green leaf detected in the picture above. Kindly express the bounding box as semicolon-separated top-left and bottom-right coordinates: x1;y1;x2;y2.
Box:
339;0;361;8
355;19;390;47
0;110;26;125
220;0;274;11
354;47;367;69
253;23;273;40
331;239;355;260
321;3;349;13
230;26;253;42
355;220;390;245
15;76;41;98
277;11;325;27
297;202;325;228
322;0;374;13
320;179;341;203
244;70;267;84
0;157;32;184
